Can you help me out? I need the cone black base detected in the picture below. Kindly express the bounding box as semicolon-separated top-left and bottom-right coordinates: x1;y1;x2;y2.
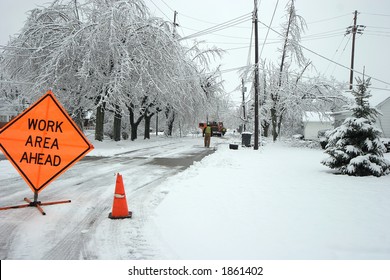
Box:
108;211;132;219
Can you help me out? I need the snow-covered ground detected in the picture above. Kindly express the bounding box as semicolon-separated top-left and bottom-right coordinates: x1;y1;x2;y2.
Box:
1;131;390;261
144;135;390;260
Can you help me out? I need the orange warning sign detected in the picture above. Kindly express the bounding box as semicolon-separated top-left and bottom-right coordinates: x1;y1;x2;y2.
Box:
0;90;94;193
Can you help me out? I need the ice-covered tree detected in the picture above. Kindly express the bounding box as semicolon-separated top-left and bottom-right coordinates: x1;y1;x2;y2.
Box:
80;2;222;140
0;72;24;116
271;0;307;141
1;0;222;141
0;0;86;123
245;60;343;139
321;77;390;177
77;0;151;140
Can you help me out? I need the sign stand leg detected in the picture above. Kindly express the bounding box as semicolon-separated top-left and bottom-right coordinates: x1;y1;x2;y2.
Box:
0;191;71;216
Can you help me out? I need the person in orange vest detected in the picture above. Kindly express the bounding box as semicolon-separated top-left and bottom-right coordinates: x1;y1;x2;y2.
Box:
203;123;212;148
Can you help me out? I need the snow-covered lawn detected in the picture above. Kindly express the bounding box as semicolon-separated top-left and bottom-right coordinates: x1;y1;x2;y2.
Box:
145;137;390;260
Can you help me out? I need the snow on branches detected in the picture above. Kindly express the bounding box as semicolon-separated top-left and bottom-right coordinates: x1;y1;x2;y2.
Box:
0;0;226;140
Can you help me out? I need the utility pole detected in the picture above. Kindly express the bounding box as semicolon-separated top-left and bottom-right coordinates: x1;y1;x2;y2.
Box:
346;10;365;90
253;0;259;150
173;11;179;36
155;11;178;135
241;78;247;132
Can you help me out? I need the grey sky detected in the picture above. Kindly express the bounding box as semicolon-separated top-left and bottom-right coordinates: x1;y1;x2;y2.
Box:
1;0;390;104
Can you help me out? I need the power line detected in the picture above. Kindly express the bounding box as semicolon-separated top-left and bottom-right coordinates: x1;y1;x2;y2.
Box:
364;33;390;38
219;65;253;74
300;44;390;87
302;28;345;39
177;12;252;30
180;14;252;41
324;35;348;75
179;26;252;40
207;41;254;45
361;12;390;17
369;86;390;92
223;41;280;52
158;0;175;12
306;13;351;25
329;35;351;76
366;25;390;30
179;13;252;41
149;0;171;21
177;12;219;25
301;32;343;41
259;0;279;59
257;18;390;87
178;8;350;36
326;17;354;76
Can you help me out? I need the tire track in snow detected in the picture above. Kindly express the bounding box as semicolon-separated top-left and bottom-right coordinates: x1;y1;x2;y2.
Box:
0;141;215;259
41;203;110;260
34;155;178;259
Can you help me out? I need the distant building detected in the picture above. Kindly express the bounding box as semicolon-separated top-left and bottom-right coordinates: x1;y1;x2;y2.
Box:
302;111;334;140
330;91;390;138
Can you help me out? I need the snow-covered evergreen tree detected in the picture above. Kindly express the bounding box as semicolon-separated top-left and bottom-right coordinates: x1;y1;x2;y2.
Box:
321;77;390;177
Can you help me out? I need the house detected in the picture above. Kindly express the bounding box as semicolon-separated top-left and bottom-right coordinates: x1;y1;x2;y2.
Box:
330;91;390;138
302;111;334;140
376;96;390;137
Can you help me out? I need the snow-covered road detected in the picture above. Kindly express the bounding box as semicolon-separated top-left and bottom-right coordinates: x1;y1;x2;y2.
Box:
0;135;215;259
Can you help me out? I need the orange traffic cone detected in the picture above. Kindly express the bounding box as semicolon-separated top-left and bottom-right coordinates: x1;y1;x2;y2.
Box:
108;173;132;219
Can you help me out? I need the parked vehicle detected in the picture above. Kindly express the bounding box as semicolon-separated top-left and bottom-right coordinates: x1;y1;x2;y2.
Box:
199;121;226;137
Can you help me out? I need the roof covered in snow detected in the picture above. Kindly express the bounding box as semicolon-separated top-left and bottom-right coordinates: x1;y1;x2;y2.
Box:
303;111;334;123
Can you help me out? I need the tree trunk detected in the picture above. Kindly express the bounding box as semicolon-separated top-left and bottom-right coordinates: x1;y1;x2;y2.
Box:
165;106;175;136
277;112;283;139
271;106;278;142
130;124;138;141
95;103;105;141
278;3;293;87
262;120;270;137
144;111;154;140
128;103;143;141
271;3;293;142
113;104;121;142
74;107;84;132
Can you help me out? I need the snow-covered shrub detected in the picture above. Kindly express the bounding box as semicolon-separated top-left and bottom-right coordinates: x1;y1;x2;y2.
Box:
321;117;389;176
321;77;390;177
